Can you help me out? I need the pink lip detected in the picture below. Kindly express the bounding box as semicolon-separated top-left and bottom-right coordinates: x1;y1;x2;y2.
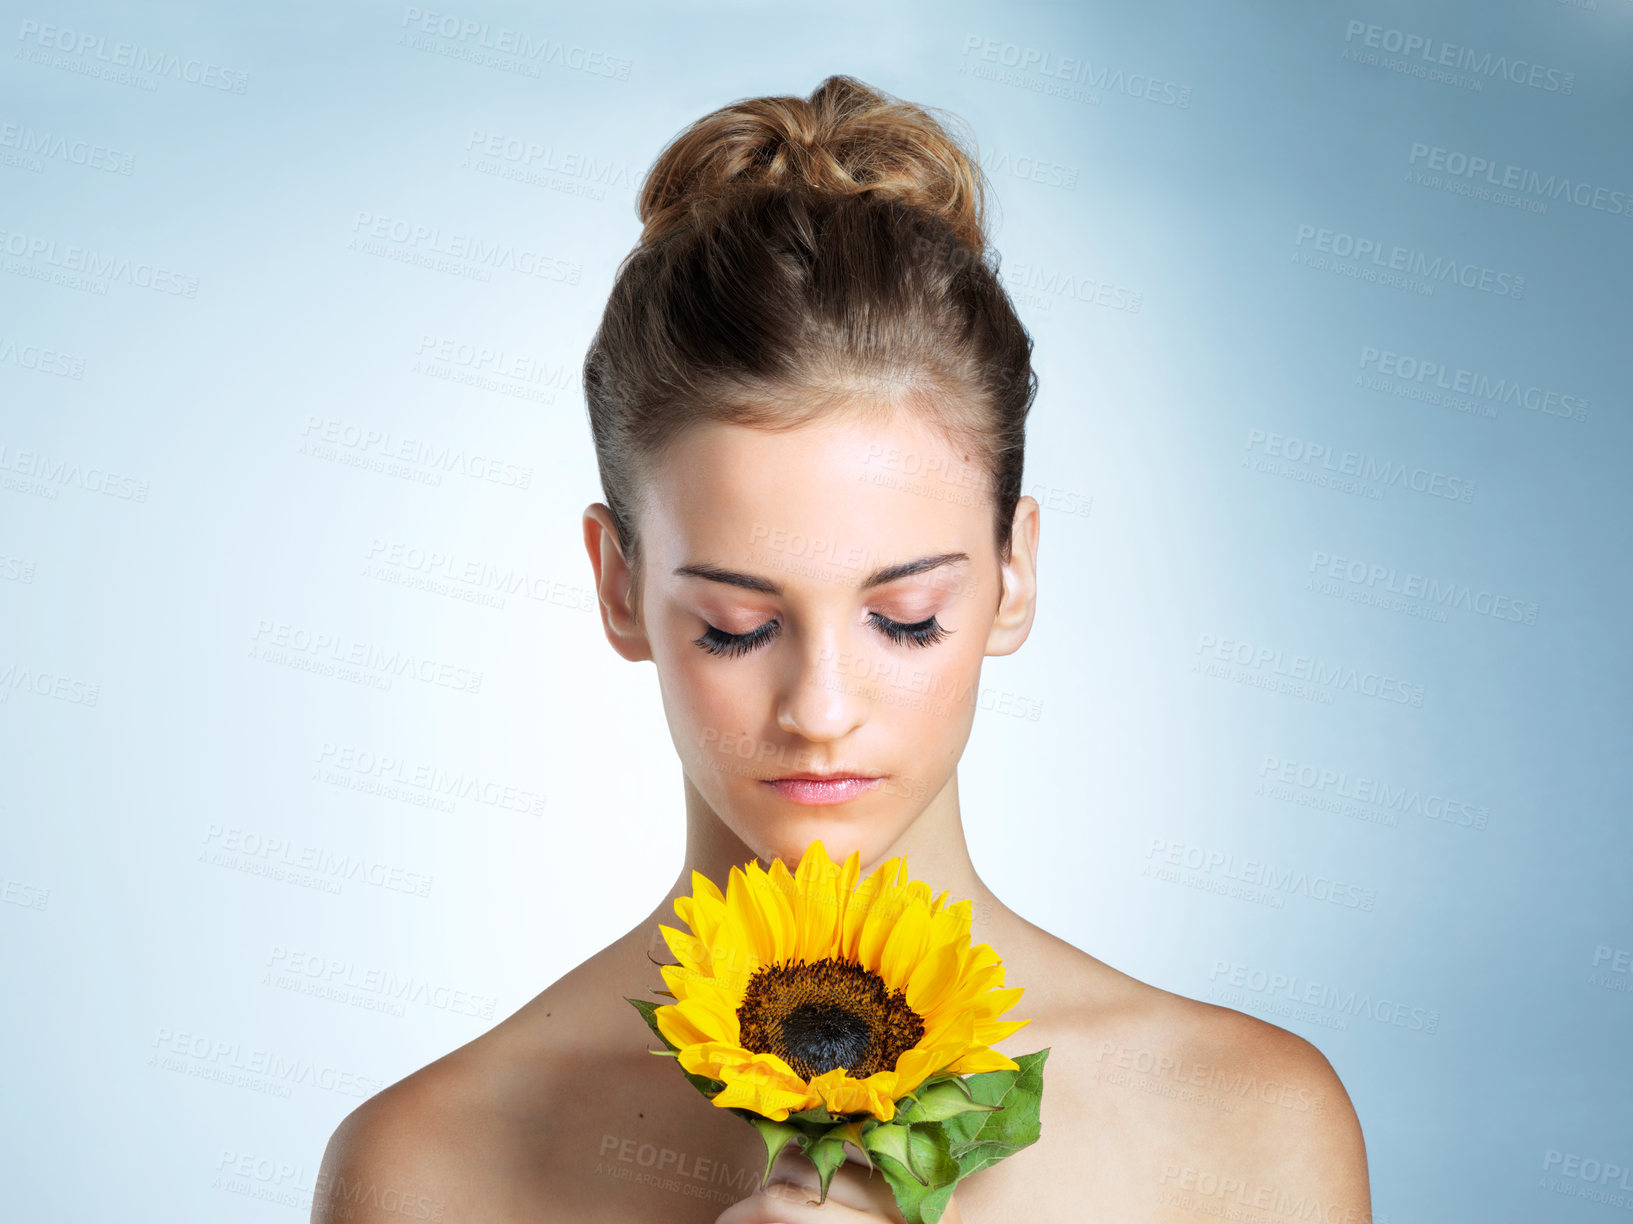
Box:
762;776;883;805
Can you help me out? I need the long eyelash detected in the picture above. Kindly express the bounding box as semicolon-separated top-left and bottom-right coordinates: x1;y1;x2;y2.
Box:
694;613;950;658
694;620;779;657
870;612;950;648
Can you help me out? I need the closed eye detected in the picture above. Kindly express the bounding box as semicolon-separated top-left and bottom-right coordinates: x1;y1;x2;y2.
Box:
692;614;950;657
868;612;949;648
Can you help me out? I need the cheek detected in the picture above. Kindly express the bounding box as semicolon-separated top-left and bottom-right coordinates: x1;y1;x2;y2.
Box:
670;654;767;755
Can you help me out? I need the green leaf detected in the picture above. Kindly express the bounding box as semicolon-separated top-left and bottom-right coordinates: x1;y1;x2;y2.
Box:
940;1049;1050;1178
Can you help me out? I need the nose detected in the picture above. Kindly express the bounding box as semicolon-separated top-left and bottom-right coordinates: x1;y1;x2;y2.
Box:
774;631;870;742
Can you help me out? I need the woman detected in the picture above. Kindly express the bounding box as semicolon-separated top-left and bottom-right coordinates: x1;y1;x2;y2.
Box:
314;75;1370;1224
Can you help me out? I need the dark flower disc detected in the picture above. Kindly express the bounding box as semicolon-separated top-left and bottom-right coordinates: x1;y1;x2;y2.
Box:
737;956;926;1080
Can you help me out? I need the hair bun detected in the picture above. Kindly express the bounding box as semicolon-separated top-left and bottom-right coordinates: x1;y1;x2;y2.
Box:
637;74;988;257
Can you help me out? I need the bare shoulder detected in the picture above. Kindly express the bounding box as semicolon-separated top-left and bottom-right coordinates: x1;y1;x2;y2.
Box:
1059;951;1371;1220
308;969;593;1224
310;1038;520;1224
307;935;725;1224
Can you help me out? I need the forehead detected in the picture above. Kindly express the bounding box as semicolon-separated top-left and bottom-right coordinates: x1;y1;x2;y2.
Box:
640;409;993;569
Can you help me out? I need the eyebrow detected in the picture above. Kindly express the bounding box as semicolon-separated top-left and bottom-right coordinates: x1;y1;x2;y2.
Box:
672;551;970;595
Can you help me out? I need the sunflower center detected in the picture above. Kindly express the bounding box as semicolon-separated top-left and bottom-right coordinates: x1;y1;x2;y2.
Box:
736;957;925;1081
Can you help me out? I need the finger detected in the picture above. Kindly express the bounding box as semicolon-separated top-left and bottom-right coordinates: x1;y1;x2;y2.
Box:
714;1180;896;1224
713;1148;913;1223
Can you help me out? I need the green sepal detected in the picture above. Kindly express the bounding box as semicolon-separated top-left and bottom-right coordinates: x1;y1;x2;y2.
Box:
894;1078;1002;1125
786;1104;844;1126
624;996;725;1098
862;1122;926;1185
834;1118;872;1171
624;995;670;1043
868;1122;960;1223
744;1116;805;1189
802;1131;850;1202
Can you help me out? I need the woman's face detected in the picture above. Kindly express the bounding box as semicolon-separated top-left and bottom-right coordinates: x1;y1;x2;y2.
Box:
596;405;1037;871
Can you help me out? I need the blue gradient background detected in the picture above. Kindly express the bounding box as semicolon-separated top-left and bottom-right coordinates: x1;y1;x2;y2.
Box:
1;1;1628;1220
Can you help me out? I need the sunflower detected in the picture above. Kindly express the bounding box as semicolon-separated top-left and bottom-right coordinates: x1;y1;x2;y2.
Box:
645;839;1029;1123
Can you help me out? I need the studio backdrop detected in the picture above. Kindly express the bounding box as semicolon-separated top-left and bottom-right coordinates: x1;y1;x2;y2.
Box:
1;1;1627;1221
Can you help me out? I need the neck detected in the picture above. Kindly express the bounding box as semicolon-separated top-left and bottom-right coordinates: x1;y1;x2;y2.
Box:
638;771;1003;944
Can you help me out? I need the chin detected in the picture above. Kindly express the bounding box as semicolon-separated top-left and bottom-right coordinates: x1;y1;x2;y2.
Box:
746;818;894;875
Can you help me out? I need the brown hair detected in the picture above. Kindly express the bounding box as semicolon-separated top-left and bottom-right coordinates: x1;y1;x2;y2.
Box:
582;74;1037;614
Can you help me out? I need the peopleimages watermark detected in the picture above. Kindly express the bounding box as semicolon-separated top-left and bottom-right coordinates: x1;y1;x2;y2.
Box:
14;19;250;93
0;225;200;297
0;443;149;503
461;127;638;181
349;211;582;285
212;1150;446;1221
199;823;434;898
1356;346;1588;424
1589;945;1632;995
1243;428;1475;504
1154;1163;1367;1222
1258;756;1489;831
150;1027;381;1099
1208;960;1439;1034
264;946;499;1020
315;740;547;816
1341;20;1576;94
982;148;1079;192
1096;1042;1325;1115
299;416;534;491
1540;1149;1633;1209
0;552;36;584
363;538;594;613
1145;837;1377;912
1308;551;1540;626
1195;632;1427;708
1293;223;1525;299
1002;261;1143;313
1;876;49;910
398;7;631;79
959;33;1193;107
0;653;100;707
1407;143;1630;219
0;335;87;379
249;619;484;695
0;122;134;174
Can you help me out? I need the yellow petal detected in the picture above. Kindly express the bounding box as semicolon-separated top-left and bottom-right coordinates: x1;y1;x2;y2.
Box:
877;903;933;991
977;1016;1033;1044
692;868;725;906
744;859;796;964
792;841;843;962
971;985;1026;1022
902;937;964;1017
945;1046;1019;1074
657;993;740;1049
658;923;709;973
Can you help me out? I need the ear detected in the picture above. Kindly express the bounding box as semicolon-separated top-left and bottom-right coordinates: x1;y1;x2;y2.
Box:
985;496;1040;657
582;503;653;663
